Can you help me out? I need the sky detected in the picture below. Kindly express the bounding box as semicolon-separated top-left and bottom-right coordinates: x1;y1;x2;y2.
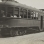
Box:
0;0;44;9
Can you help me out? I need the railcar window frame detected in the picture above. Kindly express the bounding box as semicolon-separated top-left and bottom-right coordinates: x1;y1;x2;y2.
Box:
4;6;39;19
0;6;6;17
33;11;39;19
19;8;33;19
13;7;19;18
28;10;32;19
20;8;28;19
7;7;13;17
6;7;20;18
20;8;24;18
35;12;39;19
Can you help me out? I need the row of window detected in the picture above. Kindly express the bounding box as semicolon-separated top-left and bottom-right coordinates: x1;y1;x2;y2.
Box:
0;7;38;19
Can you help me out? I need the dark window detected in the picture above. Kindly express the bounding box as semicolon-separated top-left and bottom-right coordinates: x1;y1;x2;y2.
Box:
20;8;23;18
20;8;27;18
7;7;13;17
14;7;19;18
0;7;6;17
28;10;31;18
35;12;38;19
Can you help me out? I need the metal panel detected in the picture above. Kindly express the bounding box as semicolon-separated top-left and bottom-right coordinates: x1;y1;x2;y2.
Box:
4;18;40;28
0;1;43;14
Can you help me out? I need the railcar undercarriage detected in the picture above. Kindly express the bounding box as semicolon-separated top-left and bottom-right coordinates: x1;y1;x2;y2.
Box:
0;26;43;37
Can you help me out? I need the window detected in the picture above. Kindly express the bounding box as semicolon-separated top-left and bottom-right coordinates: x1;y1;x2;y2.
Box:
0;7;6;17
32;12;38;19
20;9;33;19
35;12;38;19
7;7;13;17
20;8;23;18
28;10;31;18
31;11;34;19
14;7;19;18
20;8;27;18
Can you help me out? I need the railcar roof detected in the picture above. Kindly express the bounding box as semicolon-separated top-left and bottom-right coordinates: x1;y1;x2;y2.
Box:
0;1;44;14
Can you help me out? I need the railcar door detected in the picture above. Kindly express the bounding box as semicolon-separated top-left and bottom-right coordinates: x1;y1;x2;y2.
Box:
40;16;43;31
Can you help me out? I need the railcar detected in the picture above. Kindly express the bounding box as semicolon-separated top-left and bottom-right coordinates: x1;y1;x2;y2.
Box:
0;1;44;36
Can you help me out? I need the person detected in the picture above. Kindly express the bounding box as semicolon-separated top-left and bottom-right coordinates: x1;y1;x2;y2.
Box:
14;15;17;18
31;15;33;19
19;16;21;18
10;14;13;17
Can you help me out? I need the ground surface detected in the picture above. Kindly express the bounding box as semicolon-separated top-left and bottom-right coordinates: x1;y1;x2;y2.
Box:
0;31;44;44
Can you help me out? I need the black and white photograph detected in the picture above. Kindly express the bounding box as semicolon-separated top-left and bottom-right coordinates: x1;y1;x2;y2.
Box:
0;0;44;44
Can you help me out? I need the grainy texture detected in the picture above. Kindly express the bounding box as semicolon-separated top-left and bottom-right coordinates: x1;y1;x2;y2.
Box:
0;32;44;44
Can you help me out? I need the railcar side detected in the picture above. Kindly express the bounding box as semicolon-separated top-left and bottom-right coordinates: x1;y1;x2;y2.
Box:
0;1;44;36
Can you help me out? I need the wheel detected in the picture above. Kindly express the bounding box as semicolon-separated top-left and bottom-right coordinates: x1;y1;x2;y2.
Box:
15;30;22;36
15;30;19;36
23;30;27;35
9;29;15;37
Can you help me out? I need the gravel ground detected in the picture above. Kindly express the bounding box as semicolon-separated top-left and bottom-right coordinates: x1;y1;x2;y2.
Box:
0;32;44;44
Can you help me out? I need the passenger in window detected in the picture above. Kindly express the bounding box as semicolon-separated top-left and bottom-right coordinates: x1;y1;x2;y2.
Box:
31;15;33;19
1;10;5;17
19;16;21;18
36;12;38;19
10;14;13;17
3;14;5;17
14;15;17;18
33;12;36;19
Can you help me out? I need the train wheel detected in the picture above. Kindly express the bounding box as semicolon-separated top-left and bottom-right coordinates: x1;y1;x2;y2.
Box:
9;29;15;37
15;30;19;36
23;30;27;35
15;30;22;36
